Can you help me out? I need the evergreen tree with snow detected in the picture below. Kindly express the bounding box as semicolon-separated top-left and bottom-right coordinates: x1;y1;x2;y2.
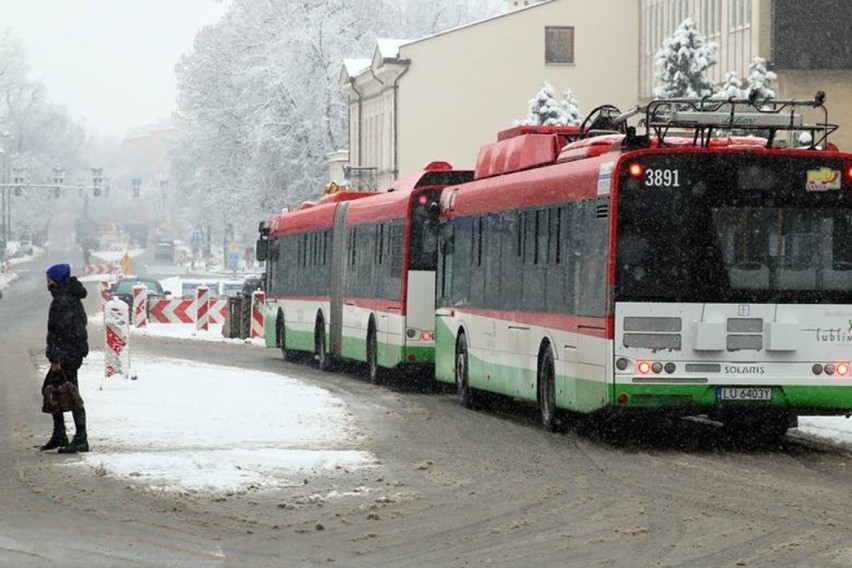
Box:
561;89;584;125
745;56;777;101
653;18;718;98
522;82;567;126
714;70;746;99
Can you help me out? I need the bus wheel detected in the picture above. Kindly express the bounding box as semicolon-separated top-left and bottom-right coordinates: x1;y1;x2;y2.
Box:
455;333;473;408
538;346;558;432
367;324;382;385
315;319;329;371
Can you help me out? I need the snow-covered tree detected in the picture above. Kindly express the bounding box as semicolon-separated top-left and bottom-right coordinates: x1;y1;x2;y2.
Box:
745;56;777;101
522;82;565;126
171;0;502;242
561;89;584;125
653;18;718;98
520;82;583;127
714;70;746;100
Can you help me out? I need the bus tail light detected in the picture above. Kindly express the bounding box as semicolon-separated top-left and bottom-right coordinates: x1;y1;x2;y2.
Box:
420;331;433;341
813;362;850;376
617;392;629;405
637;361;651;374
846;166;852;180
627;162;644;179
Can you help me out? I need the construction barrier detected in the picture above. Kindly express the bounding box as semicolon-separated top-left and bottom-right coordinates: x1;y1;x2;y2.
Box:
104;299;130;378
148;298;228;324
132;284;148;328
250;290;266;339
84;264;117;276
196;286;210;331
98;280;111;309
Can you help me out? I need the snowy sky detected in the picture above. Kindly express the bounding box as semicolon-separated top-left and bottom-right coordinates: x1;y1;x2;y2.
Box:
3;0;229;138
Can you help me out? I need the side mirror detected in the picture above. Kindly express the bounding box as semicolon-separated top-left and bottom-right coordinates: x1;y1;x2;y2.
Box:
256;238;268;262
440;222;454;255
164;290;173;297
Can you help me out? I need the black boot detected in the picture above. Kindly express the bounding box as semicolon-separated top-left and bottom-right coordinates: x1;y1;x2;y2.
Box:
40;413;68;451
58;407;89;453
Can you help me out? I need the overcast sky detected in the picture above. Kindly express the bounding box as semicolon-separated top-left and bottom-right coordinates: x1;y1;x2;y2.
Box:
4;0;229;138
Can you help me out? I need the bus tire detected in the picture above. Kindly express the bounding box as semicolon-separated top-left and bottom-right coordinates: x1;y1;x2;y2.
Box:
538;345;558;432
455;332;473;408
367;322;382;385
315;316;329;371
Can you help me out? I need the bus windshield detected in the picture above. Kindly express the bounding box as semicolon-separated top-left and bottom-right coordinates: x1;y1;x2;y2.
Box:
409;189;442;271
615;153;852;304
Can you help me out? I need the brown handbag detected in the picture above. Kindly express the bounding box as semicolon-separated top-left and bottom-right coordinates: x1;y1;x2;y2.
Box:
41;370;84;413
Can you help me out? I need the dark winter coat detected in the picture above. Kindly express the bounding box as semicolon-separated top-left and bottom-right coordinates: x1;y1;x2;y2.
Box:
46;277;89;366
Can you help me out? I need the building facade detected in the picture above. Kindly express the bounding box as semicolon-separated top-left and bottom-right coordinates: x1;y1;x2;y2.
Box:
340;0;640;190
339;0;852;189
640;0;852;147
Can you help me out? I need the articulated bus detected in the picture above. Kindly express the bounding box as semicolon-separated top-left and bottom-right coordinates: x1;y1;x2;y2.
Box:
435;95;852;441
258;162;472;383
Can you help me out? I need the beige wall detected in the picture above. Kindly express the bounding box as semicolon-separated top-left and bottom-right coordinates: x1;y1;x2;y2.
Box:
777;70;852;150
395;0;640;179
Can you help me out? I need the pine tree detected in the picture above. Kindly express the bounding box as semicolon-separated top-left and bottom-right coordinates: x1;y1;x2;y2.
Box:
714;70;746;100
561;89;583;125
653;18;718;98
745;56;777;101
522;82;567;126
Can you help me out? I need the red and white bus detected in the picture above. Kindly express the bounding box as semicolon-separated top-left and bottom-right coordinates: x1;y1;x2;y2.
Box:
435;96;852;441
259;162;472;383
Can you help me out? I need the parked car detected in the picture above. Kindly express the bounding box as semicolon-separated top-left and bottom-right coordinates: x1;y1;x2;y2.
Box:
108;277;171;311
153;240;175;262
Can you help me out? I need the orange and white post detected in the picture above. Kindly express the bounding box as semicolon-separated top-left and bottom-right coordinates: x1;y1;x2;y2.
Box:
250;290;266;339
132;284;148;328
195;285;210;331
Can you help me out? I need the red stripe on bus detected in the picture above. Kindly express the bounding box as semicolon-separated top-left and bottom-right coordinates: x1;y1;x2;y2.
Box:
451;307;609;338
343;297;405;313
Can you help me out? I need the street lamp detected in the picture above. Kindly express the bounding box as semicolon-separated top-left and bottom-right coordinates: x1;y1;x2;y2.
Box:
0;131;10;243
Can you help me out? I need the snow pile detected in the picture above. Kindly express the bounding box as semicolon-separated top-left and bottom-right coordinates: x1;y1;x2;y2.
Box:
59;352;376;492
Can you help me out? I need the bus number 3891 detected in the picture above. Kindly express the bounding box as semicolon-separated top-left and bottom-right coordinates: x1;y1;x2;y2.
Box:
644;168;681;187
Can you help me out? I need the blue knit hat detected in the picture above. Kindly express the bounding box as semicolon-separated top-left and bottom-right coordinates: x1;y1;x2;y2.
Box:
46;263;71;284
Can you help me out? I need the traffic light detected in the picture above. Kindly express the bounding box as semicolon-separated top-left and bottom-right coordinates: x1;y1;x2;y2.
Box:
54;186;61;198
13;169;24;196
91;168;103;197
133;186;140;198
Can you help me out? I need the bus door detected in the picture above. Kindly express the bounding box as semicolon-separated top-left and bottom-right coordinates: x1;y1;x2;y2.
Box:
330;202;352;358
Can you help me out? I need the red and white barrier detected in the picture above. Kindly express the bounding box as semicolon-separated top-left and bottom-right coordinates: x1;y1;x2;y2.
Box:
132;284;148;328
195;286;210;331
250;290;266;339
104;298;130;379
148;298;228;324
98;280;111;309
85;264;117;276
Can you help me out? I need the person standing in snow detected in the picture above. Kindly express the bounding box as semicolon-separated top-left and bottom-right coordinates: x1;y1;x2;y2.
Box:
41;263;90;453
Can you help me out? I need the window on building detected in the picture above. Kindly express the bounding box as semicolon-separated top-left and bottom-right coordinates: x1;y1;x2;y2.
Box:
728;0;751;30
545;26;574;64
671;0;689;29
702;0;722;36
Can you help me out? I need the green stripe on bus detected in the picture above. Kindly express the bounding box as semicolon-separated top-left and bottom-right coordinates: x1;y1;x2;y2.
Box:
612;384;852;410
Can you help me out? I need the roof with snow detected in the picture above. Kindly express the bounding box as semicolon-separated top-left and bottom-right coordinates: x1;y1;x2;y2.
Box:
341;58;371;79
376;38;410;61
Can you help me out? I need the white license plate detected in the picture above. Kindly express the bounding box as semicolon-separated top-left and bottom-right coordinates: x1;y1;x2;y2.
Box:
717;387;772;401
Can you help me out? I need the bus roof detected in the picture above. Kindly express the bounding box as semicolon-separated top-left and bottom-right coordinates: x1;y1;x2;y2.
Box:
268;191;376;237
